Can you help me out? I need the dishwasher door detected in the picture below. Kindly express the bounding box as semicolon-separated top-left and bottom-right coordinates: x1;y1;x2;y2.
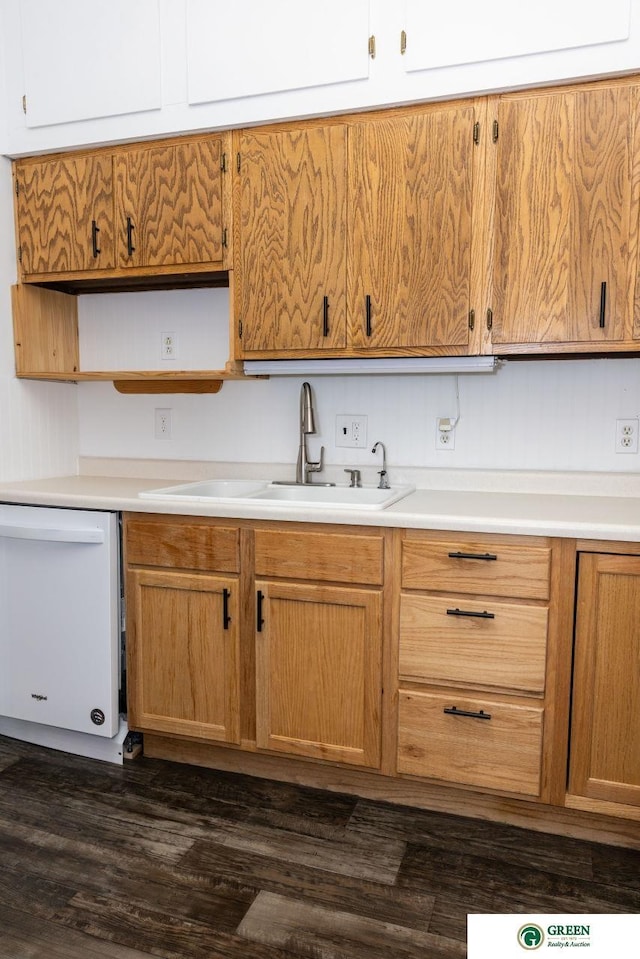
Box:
0;504;120;737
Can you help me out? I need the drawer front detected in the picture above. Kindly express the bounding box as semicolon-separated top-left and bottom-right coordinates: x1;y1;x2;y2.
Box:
399;594;548;693
397;690;543;797
401;537;551;600
254;529;384;585
126;518;239;573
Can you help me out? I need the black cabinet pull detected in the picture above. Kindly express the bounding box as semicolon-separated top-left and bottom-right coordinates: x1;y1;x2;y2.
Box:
91;220;101;258
126;216;135;256
365;294;372;337
448;550;497;561
256;590;264;632
322;296;329;337
444;706;492;720
599;281;607;329
222;588;231;630
446;607;495;619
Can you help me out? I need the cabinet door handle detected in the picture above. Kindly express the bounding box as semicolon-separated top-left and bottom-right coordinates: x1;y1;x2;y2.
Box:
599;281;607;329
256;590;264;632
448;550;497;561
322;296;329;337
126;216;135;256
446;607;495;619
444;706;492;720
91;220;101;258
222;588;231;630
365;294;372;337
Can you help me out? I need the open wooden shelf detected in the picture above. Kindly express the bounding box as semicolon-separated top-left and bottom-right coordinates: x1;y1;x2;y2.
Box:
15;366;266;394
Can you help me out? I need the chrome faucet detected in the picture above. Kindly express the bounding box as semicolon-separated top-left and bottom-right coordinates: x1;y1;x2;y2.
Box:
372;441;390;489
296;382;327;485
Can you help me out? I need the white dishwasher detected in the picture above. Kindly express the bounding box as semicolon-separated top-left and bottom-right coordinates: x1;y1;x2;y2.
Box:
0;504;124;758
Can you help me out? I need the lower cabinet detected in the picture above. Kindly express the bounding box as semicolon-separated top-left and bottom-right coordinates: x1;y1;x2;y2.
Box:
253;526;384;768
568;551;640;809
125;515;241;743
125;515;385;768
396;530;560;800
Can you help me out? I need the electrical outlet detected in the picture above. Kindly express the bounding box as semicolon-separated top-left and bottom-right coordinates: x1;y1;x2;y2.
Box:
615;418;639;454
154;408;172;439
435;417;455;450
161;331;177;361
335;414;368;449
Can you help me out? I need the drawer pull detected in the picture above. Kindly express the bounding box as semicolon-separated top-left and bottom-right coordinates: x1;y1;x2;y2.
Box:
448;550;497;561
446;607;495;619
444;706;492;720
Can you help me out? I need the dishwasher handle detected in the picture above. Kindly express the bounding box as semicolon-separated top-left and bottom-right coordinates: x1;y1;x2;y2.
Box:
0;523;105;544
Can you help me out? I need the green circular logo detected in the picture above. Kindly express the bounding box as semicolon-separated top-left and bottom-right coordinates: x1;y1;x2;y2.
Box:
517;924;545;950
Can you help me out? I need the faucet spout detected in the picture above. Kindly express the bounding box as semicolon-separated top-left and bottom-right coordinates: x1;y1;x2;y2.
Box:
296;382;329;485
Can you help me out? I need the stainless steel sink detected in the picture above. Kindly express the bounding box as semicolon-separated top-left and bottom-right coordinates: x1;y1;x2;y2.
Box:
139;479;414;510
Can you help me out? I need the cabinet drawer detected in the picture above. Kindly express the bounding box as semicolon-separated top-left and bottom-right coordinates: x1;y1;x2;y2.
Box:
399;595;548;693
125;517;239;573
401;537;551;600
397;690;543;797
254;529;384;584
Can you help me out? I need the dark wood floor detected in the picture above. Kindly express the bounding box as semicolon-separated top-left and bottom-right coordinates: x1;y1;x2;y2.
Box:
0;735;638;959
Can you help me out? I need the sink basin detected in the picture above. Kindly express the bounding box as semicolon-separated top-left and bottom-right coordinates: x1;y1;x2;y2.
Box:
249;484;415;510
139;479;270;502
139;479;414;511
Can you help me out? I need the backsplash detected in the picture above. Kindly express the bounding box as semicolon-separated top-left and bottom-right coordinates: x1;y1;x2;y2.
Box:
76;286;640;476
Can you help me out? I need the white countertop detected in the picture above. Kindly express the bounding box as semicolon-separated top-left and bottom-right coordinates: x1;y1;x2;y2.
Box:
1;467;639;541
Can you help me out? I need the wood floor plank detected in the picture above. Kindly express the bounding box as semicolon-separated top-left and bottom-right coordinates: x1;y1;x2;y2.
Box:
0;903;157;959
347;799;595;880
182;840;436;932
237;890;466;959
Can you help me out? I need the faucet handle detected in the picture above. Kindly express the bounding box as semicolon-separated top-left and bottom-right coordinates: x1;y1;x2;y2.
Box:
344;469;362;488
305;445;324;476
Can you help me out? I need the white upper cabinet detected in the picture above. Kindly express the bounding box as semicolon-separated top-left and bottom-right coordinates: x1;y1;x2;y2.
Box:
403;0;632;73
19;0;162;128
186;0;371;105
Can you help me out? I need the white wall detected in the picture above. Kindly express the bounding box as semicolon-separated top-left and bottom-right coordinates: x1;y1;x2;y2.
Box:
76;287;640;478
0;157;78;481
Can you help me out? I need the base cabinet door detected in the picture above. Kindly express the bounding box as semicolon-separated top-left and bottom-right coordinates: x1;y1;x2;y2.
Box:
255;581;382;767
128;568;240;743
569;553;640;807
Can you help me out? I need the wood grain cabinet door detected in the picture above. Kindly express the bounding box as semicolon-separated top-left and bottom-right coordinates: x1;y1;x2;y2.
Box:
569;553;640;807
127;568;240;744
348;101;478;351
16;154;114;276
490;82;636;348
255;581;381;767
237;124;348;353
115;138;225;269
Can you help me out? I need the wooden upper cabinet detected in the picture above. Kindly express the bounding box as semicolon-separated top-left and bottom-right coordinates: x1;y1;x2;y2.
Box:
115;137;226;271
236;123;348;353
489;82;637;349
348;101;479;352
16;153;114;276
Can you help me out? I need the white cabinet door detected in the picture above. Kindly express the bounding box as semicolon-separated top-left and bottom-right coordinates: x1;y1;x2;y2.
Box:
403;0;631;72
186;0;370;105
20;0;162;128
